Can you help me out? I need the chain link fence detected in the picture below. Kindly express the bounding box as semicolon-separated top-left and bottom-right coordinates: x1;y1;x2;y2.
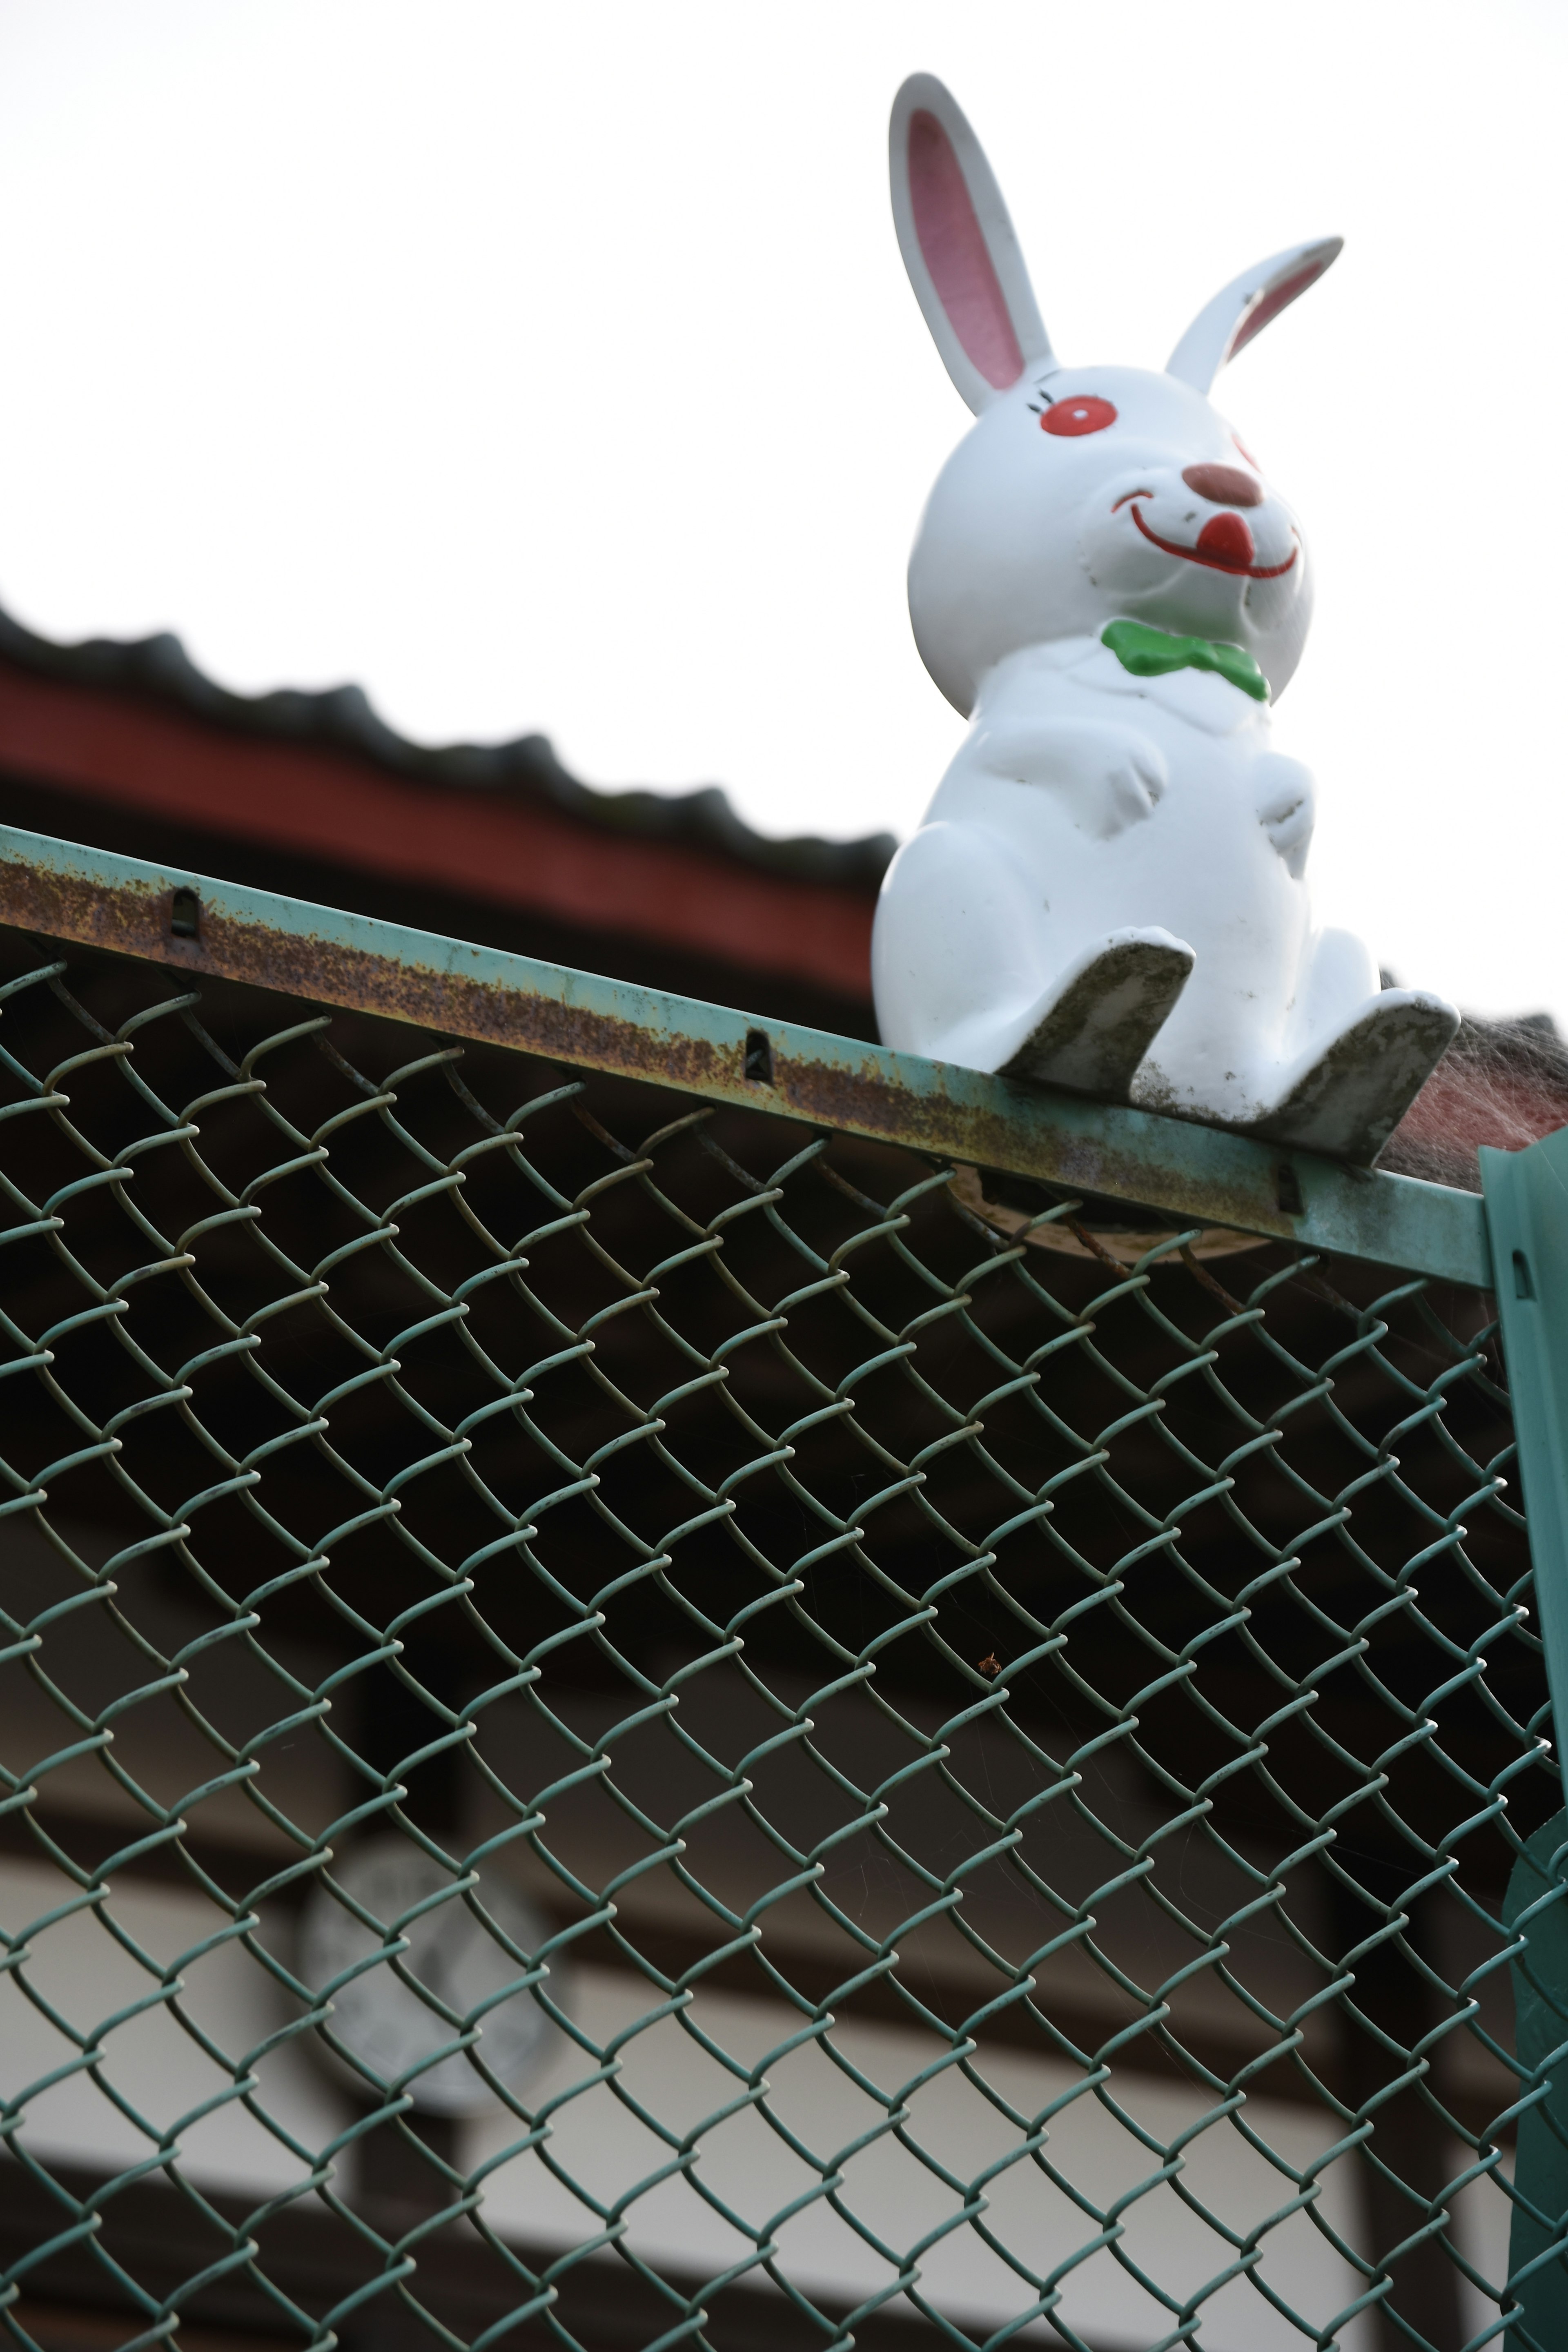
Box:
0;856;1560;2352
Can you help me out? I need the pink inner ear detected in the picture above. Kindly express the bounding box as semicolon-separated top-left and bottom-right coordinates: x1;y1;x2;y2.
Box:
908;110;1023;392
1229;259;1330;360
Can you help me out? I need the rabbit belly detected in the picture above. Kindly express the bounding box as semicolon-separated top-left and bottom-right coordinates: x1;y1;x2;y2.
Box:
879;686;1317;1120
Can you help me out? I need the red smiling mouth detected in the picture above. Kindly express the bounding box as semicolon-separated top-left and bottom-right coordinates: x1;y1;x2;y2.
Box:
1128;500;1298;579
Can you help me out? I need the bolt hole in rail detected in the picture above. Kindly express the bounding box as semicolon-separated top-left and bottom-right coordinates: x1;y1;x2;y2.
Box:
0;823;1566;2352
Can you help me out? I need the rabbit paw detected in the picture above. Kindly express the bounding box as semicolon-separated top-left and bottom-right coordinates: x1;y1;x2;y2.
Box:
1003;928;1194;1098
1250;988;1460;1163
978;720;1167;841
1252;753;1316;878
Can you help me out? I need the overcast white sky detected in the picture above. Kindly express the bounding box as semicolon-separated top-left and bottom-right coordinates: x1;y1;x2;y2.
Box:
0;1;1561;1022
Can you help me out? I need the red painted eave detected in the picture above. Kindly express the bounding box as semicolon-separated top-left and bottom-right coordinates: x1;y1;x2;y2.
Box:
0;657;877;1000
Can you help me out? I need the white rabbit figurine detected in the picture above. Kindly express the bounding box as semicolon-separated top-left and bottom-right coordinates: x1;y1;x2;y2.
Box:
872;74;1457;1164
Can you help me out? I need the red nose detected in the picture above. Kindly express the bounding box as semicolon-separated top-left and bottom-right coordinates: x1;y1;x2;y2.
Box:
1194;511;1256;571
1181;462;1263;508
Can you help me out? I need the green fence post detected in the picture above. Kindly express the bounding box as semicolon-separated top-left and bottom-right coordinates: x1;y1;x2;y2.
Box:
1481;1129;1568;2343
1503;1812;1568;2348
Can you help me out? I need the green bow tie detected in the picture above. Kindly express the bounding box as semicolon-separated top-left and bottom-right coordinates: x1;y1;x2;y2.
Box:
1101;618;1269;703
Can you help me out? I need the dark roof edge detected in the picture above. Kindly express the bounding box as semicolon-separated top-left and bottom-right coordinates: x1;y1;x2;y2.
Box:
0;602;897;892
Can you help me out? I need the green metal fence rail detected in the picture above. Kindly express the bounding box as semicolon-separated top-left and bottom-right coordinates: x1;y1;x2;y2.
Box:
0;826;1561;2352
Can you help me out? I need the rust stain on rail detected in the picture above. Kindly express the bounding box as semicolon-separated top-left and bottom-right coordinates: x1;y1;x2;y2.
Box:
0;853;1294;1242
768;1049;1292;1241
0;857;737;1080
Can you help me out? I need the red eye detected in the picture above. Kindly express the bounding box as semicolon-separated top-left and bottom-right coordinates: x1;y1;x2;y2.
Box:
1042;396;1118;437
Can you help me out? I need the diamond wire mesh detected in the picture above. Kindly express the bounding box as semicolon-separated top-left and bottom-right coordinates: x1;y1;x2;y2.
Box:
0;922;1554;2352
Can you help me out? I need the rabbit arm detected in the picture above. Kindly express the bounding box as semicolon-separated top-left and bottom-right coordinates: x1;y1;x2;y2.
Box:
972;718;1168;840
1251;753;1317;878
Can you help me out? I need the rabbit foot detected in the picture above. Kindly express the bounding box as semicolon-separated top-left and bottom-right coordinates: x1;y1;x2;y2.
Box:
1002;928;1194;1100
1247;989;1460;1164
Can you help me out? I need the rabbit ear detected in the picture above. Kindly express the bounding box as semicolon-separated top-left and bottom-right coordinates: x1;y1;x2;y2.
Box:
889;74;1052;413
1165;237;1343;394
